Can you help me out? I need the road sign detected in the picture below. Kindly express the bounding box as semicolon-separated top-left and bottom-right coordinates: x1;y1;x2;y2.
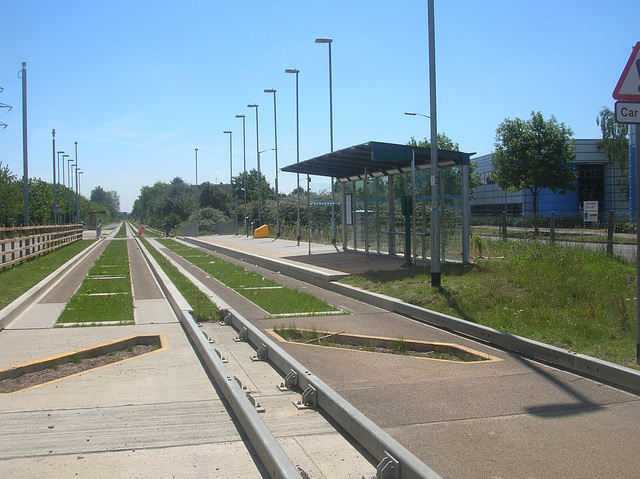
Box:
615;101;640;124
613;42;640;101
583;201;598;223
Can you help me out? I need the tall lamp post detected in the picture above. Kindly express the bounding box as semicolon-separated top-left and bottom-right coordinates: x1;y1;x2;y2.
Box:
195;148;199;237
223;130;235;233
74;141;79;223
67;157;74;224
55;150;64;224
62;154;69;223
427;0;441;288
315;37;336;244
235;114;248;236
52;130;57;224
285;68;301;245
264;89;280;237
247;104;261;223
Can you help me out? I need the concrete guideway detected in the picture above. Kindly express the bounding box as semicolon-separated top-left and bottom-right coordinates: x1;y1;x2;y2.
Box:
177;233;640;479
0;223;389;478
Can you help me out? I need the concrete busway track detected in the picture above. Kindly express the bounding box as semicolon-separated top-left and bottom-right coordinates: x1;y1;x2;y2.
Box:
174;233;640;479
1;223;422;478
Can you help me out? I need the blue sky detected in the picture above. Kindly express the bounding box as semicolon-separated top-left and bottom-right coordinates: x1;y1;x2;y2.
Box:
1;1;638;212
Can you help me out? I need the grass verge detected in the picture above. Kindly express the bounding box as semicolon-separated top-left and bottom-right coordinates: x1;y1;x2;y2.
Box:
0;240;93;310
140;238;218;321
340;240;638;370
158;239;343;316
57;240;133;325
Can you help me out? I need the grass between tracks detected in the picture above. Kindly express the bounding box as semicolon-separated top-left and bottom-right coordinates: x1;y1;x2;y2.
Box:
157;239;343;317
340;240;638;370
0;240;93;310
57;239;134;325
140;238;219;321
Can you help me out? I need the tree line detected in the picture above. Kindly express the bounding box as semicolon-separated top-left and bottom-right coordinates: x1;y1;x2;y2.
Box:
0;162;121;227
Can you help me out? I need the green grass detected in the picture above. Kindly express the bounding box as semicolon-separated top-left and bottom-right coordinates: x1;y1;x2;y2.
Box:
471;226;636;244
114;223;127;238
341;240;638;370
0;240;93;310
158;239;343;316
141;238;219;322
57;240;133;325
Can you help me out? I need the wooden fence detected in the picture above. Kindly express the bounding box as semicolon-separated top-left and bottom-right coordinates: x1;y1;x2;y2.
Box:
0;225;83;270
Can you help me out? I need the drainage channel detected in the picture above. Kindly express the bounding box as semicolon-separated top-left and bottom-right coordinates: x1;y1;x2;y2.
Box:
136;232;442;479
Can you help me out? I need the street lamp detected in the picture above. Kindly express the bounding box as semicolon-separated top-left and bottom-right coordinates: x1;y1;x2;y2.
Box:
404;112;430;119
285;68;301;245
67;157;74;224
223;130;235;233
264;88;280;237
74;141;79;224
315;37;337;244
52;131;57;224
195;148;199;237
235;114;248;236
405;110;440;281
55;150;64;224
247;104;261;223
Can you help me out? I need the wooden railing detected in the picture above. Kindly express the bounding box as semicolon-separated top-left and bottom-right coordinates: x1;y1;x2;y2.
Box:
0;224;83;270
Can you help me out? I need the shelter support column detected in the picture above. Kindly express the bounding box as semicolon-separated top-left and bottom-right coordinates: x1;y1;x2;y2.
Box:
364;168;369;258
462;164;470;264
341;182;347;250
388;176;395;255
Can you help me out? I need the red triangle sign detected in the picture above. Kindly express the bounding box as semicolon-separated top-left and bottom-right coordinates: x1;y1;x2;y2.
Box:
613;42;640;101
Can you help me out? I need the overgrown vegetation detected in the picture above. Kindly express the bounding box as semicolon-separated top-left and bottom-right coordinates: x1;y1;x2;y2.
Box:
0;240;92;310
57;240;133;325
340;240;638;369
158;239;343;316
140;238;218;322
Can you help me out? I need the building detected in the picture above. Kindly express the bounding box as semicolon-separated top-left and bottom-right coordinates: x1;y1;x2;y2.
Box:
470;139;630;221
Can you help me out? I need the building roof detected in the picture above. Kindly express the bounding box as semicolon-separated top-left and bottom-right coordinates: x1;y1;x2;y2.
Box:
281;141;473;183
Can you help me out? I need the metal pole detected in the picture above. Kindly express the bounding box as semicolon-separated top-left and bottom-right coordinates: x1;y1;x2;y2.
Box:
61;154;68;223
74;142;79;223
52;130;57;225
428;0;441;287
236;114;248;236
224;130;234;232
195;148;199;237
20;62;29;225
265;89;280;237
633;123;640;364
248;104;260;223
285;69;301;245
67;158;73;224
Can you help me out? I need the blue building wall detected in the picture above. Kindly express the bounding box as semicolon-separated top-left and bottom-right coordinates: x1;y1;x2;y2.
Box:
470;139;631;220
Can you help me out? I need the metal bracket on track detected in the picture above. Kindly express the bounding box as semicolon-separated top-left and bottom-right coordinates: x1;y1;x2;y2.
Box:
251;343;268;361
295;385;317;409
278;369;299;391
376;451;400;479
234;326;248;342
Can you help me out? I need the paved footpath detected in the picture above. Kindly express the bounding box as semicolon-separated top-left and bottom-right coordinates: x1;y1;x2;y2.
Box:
185;234;640;479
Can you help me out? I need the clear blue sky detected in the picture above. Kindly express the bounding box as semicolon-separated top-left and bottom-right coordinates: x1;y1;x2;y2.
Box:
1;1;638;212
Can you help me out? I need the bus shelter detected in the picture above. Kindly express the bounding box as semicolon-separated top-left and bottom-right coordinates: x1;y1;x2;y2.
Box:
282;141;473;265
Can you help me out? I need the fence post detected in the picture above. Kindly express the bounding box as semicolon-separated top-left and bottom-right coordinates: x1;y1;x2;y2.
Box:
549;211;555;243
501;212;507;241
607;210;614;256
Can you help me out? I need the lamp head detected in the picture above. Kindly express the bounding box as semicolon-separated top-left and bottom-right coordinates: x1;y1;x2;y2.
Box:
235;114;245;119
247;104;258;108
264;89;276;93
315;37;332;44
285;68;299;74
223;130;232;134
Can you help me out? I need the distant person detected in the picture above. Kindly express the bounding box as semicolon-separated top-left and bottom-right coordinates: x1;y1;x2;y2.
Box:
161;217;172;237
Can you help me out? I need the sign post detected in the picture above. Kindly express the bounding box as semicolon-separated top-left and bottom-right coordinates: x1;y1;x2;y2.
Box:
613;41;640;363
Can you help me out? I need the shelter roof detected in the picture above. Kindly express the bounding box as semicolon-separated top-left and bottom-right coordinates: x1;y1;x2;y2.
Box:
281;141;473;183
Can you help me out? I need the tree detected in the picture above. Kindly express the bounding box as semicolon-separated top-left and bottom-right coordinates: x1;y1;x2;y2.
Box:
0;162;21;226
597;106;629;194
490;111;576;221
